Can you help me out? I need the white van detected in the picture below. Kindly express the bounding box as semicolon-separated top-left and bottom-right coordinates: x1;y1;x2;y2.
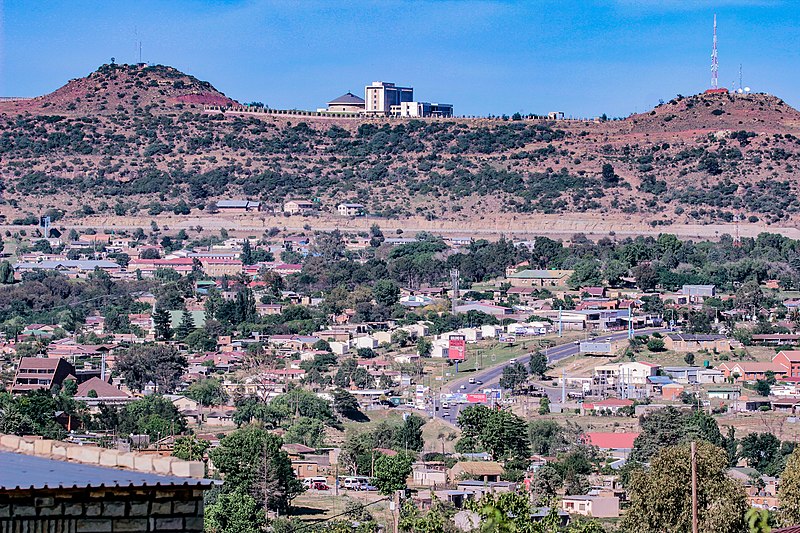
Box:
343;476;370;490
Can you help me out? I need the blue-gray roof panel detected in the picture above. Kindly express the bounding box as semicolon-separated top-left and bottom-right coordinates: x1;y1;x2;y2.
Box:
0;451;217;491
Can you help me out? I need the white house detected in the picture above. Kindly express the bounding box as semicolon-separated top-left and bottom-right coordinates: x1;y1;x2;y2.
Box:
329;341;350;355
481;325;504;338
352;336;379;349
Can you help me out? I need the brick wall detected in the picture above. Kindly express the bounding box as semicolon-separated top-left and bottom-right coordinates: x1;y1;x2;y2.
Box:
0;485;204;532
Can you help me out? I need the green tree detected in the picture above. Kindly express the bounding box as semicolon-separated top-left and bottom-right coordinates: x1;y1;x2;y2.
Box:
528;420;568;456
0;261;14;284
394;413;425;452
417;337;432;357
210;426;302;514
568;259;602;289
240;239;254;265
740;433;781;473
779;447;800;526
176;310;196;339
115;345;187;393
499;362;528;391
205;490;266;533
98;395;186;440
755;380;771;397
373;280;400;307
373;453;413;495
538;396;550;415
633;264;658;292
631;407;723;462
152;307;173;341
172;435;210;461
528;351;548;378
185;377;228;407
529;464;562;505
601;163;619;186
332;389;362;420
646;338;665;352
284;417;325;448
270;388;341;429
622;442;748;533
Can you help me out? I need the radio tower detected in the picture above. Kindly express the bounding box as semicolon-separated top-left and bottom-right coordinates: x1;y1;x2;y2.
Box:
711;14;719;90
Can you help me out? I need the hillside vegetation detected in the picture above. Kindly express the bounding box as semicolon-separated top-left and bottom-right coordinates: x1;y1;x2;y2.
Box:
2;64;800;226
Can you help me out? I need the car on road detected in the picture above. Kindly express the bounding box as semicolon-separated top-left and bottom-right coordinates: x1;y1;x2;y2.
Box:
460;384;466;389
573;340;580;345
441;401;450;409
509;358;517;364
476;380;483;385
468;378;476;384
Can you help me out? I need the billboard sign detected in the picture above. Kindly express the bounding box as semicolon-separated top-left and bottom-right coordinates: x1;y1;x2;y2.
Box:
449;335;466;361
466;393;488;403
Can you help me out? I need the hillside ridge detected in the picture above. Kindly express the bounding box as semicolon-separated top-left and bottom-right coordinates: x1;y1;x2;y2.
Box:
1;65;799;231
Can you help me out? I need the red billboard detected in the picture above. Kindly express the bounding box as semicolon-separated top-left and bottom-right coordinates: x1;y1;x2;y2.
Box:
466;393;487;403
448;336;466;361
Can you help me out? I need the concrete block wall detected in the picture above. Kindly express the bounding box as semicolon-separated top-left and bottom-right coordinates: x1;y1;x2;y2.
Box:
0;486;205;532
0;434;205;478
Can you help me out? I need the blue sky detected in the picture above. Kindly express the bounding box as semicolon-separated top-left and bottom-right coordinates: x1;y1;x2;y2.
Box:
1;0;798;117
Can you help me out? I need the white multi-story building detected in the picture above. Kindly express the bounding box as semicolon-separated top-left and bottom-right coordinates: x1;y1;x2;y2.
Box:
365;81;413;115
391;101;454;118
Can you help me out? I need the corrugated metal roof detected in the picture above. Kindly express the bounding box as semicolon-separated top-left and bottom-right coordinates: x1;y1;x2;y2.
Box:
16;260;120;270
0;451;217;491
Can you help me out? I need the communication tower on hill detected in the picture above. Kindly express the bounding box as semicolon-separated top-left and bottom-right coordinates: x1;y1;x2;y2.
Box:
711;14;719;90
705;14;728;94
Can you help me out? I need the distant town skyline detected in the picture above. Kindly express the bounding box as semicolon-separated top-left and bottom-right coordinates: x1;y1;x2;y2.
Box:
2;0;799;117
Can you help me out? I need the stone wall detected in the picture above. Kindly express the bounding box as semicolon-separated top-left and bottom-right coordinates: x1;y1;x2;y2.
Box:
0;434;204;478
0;485;205;532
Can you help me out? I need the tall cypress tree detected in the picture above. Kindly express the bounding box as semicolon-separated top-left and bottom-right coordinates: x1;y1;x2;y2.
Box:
177;310;196;339
153;307;173;341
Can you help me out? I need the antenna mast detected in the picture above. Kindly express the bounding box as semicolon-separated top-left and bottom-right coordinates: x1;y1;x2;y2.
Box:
739;64;743;91
450;269;460;315
711;14;719;90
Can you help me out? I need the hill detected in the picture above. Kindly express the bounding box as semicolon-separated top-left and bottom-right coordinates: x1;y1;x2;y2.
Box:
0;63;235;115
1;64;800;232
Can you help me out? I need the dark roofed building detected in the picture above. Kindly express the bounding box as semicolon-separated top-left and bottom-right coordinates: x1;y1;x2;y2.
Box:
327;92;365;113
214;200;261;213
11;357;75;394
663;333;731;353
0;449;215;532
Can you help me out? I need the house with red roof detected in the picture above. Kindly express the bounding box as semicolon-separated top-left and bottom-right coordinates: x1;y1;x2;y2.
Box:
580;398;634;415
11;357;76;394
773;350;800;378
74;377;133;407
581;432;639;459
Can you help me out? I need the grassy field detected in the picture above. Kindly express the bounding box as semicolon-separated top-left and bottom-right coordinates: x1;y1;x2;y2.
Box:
332;408;460;453
289;490;393;524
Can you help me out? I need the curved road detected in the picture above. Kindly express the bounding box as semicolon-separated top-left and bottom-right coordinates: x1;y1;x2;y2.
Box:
435;327;667;422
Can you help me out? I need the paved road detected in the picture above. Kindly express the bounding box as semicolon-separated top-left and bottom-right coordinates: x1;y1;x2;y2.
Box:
434;327;667;423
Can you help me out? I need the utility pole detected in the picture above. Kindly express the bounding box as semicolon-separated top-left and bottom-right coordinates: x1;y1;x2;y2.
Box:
392;490;401;533
691;441;699;533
